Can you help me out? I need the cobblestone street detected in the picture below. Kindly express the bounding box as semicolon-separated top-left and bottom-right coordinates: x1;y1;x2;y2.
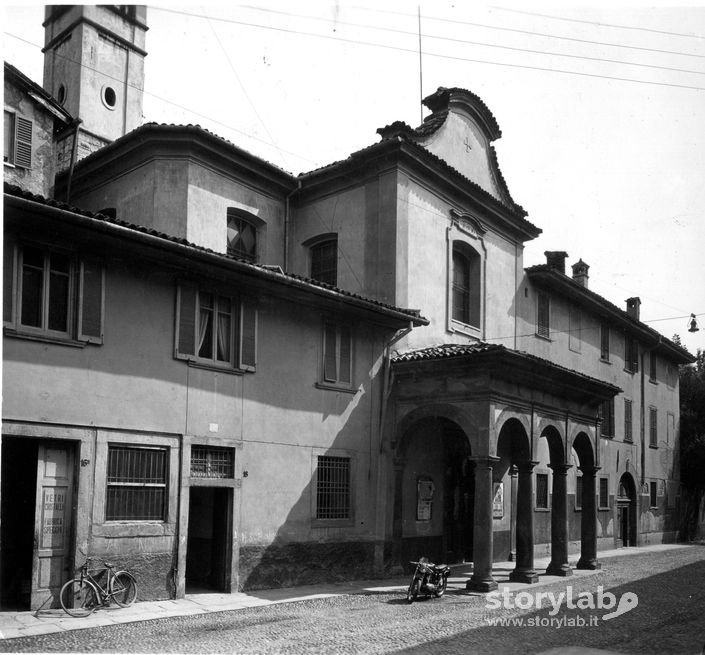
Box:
2;545;704;654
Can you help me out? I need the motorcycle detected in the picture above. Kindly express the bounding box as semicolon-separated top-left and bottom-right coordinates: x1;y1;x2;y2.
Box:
406;557;451;603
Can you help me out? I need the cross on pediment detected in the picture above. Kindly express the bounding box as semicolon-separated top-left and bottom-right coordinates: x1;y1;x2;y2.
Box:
463;137;472;152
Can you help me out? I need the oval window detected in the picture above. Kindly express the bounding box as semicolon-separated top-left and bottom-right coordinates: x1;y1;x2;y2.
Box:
57;84;66;105
101;86;117;109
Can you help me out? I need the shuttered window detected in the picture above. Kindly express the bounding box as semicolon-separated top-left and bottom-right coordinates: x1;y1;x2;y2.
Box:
600;398;615;437
322;321;352;386
537;292;550;338
624;399;633;442
3;242;104;343
310;238;338;286
3;112;32;168
650;407;658;448
176;283;257;372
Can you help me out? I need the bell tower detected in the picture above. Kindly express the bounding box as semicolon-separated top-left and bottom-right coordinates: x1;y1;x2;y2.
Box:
42;5;147;162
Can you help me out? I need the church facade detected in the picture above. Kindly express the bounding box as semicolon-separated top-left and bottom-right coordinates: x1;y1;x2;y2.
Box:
2;5;692;609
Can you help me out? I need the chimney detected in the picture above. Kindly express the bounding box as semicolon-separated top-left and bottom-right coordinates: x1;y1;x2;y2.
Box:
572;259;589;288
626;297;641;320
545;251;569;274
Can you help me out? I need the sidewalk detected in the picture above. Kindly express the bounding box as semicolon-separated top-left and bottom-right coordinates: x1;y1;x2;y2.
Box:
0;543;690;641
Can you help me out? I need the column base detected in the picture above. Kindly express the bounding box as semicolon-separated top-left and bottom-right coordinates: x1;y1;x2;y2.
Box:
466;576;498;592
546;562;573;577
509;568;539;584
576;558;602;570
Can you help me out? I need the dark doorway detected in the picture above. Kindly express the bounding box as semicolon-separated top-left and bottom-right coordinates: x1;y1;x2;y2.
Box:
617;473;637;547
1;437;38;610
186;487;231;592
443;423;474;563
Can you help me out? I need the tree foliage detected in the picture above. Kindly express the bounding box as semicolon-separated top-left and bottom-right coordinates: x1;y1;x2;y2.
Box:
680;349;705;490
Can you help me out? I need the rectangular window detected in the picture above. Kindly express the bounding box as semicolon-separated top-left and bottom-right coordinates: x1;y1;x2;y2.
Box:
568;305;581;352
4;242;104;343
625;335;639;373
537;292;550;338
649;481;658;508
322;320;352;386
600;398;615;438
599;477;609;509
667;412;675;447
176;283;256;371
649;352;657;382
600;324;610;361
106;445;168;521
316;456;350;520
575;475;583;510
310;238;338;286
190;445;235;479
536;473;549;509
624;399;633;442
4;111;32;168
650;407;658;447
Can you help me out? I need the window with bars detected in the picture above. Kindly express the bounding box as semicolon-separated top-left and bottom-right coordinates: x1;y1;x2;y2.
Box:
600;323;610;361
649;481;658;508
624;399;633;442
599;477;609;509
190;445;234;479
316;456;351;520
537;292;550;338
106;445;168;521
176;283;257;371
322;320;352;387
600;398;615;438
4;111;32;168
4;242;104;343
310;238;338;286
536;473;549;509
650;407;658;447
575;475;583;510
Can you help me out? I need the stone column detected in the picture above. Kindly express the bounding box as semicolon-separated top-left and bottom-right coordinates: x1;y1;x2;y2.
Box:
509;461;539;584
577;465;602;570
467;456;499;592
509;465;518;561
546;463;572;577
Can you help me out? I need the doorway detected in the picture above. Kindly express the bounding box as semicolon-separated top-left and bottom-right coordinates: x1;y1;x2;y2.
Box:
186;487;232;592
617;473;637;547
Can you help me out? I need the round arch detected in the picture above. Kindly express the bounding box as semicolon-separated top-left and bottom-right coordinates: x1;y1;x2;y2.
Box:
616;472;638;547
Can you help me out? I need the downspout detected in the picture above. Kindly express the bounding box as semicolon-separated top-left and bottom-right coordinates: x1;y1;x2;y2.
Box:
65;118;82;205
283;179;301;271
379;325;413;453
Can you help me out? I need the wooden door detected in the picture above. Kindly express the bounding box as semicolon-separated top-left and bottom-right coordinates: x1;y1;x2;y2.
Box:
31;444;74;609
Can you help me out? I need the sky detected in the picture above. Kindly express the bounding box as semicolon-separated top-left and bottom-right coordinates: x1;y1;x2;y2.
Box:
3;2;705;354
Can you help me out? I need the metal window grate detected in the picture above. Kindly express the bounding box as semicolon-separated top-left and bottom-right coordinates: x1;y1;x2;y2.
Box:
316;456;350;520
191;446;234;479
537;293;550;338
106;446;167;521
536;473;549;509
599;477;609;508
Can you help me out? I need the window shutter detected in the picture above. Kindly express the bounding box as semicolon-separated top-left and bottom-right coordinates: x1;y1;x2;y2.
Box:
177;283;197;358
239;300;257;371
14;117;32;169
78;260;104;343
323;322;338;382
3;240;16;326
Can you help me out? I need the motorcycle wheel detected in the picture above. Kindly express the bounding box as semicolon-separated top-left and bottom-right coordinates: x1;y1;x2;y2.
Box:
406;577;420;604
434;576;448;598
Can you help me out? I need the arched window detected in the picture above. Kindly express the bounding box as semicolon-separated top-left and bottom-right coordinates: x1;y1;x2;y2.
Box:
451;244;481;327
227;209;258;262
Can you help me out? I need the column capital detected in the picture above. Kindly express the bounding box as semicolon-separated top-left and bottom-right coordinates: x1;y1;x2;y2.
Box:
516;460;539;474
470;455;500;469
548;463;572;474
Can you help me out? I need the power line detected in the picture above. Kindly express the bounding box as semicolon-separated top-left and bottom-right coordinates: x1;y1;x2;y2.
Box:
240;5;705;77
146;7;705;92
493;6;705;41
359;5;705;60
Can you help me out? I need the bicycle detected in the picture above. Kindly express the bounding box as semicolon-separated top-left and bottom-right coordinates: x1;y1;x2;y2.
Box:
59;559;137;617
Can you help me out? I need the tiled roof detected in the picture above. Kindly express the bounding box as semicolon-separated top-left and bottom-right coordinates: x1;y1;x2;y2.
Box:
4;183;427;325
392;342;503;362
422;87;502;139
4;61;74;124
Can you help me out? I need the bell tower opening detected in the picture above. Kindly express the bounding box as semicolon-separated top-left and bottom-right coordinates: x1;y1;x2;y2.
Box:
42;5;148;163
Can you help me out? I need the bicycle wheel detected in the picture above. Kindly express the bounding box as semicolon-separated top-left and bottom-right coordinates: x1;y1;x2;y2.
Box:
59;578;99;617
110;571;137;607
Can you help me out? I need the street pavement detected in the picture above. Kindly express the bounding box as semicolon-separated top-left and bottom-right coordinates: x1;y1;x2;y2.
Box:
0;543;691;642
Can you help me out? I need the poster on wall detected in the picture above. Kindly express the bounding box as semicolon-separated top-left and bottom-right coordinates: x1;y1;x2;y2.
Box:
416;477;434;521
492;481;503;518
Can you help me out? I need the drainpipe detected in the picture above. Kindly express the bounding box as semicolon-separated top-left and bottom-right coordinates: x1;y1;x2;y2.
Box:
283;179;301;271
379;325;413;452
65;118;82;205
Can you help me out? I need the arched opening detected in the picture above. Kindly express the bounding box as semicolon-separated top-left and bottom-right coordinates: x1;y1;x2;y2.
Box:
496;418;537;583
617;472;637;547
572;431;601;570
395;416;473;566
